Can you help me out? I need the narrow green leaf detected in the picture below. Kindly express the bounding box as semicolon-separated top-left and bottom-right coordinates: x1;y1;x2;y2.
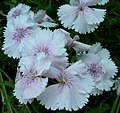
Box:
0;72;13;113
110;95;119;113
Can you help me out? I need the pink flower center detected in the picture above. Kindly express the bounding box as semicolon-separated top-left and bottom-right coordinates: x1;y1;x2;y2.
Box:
88;63;105;78
12;9;22;18
34;45;50;56
58;71;75;88
12;27;30;43
24;70;38;85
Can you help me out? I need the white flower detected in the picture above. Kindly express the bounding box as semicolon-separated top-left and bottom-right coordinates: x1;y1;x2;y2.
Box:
19;29;68;75
56;29;91;52
33;10;57;27
37;61;94;111
98;0;109;5
79;43;118;95
57;0;106;34
66;35;91;52
2;14;36;58
7;3;30;21
13;68;48;104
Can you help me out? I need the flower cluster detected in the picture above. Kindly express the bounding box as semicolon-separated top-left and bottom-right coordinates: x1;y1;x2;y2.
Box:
2;0;118;111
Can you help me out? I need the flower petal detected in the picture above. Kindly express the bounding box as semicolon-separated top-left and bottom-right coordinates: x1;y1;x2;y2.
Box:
57;5;78;28
84;8;106;25
72;12;98;34
38;83;90;111
98;0;109;5
14;76;48;101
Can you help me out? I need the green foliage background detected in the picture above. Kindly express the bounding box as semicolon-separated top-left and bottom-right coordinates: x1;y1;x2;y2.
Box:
0;0;120;113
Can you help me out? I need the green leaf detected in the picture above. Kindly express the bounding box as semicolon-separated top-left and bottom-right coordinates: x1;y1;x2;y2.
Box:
0;81;14;88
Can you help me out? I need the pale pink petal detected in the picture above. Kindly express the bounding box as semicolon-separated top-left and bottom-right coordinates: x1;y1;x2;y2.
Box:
96;78;114;91
90;88;103;95
49;29;67;55
19;56;35;74
57;5;78;28
73;41;91;52
38;83;90;111
37;84;61;110
88;43;102;54
72;12;98;34
98;0;109;5
70;0;101;6
35;56;52;75
101;59;118;78
84;8;106;24
82;0;101;6
23;77;48;99
39;22;57;27
97;49;110;59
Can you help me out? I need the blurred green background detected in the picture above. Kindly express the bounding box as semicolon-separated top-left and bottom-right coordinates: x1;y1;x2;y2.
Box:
0;0;120;113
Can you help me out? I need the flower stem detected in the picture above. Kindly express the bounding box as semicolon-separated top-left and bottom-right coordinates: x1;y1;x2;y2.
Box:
110;95;119;113
25;105;32;113
0;72;13;113
116;96;120;113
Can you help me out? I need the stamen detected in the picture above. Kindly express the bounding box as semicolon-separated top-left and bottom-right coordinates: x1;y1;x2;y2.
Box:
12;27;29;42
88;63;105;78
24;71;38;85
58;71;74;88
79;7;84;11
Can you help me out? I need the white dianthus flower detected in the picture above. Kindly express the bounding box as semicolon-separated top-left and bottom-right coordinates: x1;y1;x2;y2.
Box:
19;29;68;75
56;29;91;52
57;0;106;34
2;14;36;58
33;10;57;27
7;3;31;21
37;61;94;111
79;43;118;95
14;68;48;104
